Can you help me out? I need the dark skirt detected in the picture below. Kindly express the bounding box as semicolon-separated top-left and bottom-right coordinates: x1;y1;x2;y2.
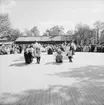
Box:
24;52;33;64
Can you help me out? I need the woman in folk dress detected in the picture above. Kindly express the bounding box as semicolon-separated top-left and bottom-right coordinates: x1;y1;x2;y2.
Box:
34;43;41;64
24;47;34;64
55;47;63;63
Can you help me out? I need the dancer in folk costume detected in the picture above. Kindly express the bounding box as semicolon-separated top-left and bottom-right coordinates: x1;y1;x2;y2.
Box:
24;47;28;64
71;40;76;55
24;47;34;64
34;42;41;64
30;45;35;58
47;45;53;55
66;43;73;62
55;47;63;63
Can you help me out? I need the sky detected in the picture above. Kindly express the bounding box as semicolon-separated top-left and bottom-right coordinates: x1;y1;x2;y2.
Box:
0;0;104;35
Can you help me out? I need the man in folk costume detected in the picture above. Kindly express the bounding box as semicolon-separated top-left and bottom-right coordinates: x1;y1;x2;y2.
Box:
66;43;73;62
71;40;76;55
34;42;41;64
30;45;35;58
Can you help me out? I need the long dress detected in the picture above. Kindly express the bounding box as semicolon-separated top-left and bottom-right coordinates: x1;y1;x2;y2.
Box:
24;49;33;64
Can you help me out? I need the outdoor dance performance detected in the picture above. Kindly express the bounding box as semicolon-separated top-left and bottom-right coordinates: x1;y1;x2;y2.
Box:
0;0;104;105
23;41;76;64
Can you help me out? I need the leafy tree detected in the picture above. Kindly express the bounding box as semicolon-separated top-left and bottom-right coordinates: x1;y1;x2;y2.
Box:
66;30;73;35
0;13;11;37
43;29;50;36
30;26;40;36
43;25;65;36
100;30;104;43
24;26;40;36
93;21;104;44
50;25;64;36
24;29;32;36
9;28;22;41
74;23;95;45
0;13;22;40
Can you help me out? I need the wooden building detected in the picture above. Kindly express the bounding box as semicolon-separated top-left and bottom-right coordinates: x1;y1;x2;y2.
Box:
15;35;72;44
0;38;13;46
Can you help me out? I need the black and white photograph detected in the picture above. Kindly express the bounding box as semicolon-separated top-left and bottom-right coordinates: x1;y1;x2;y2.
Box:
0;0;104;104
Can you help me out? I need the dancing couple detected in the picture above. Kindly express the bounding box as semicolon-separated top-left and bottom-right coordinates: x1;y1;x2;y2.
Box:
56;41;76;63
24;42;41;64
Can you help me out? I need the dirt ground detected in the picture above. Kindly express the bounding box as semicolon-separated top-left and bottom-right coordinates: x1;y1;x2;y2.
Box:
0;52;104;105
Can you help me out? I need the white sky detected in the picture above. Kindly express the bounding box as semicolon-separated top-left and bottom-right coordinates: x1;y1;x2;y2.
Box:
0;0;104;35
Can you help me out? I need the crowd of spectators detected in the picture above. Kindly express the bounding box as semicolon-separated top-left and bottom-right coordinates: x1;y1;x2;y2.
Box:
0;42;104;55
76;44;104;52
38;43;104;53
0;44;23;55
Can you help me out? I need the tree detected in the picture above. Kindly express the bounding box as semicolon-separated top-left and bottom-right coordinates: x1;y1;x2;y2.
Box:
43;29;50;36
9;28;22;41
74;23;95;45
0;13;11;37
0;14;22;40
93;21;104;44
24;29;32;36
30;26;40;36
100;30;104;43
93;21;104;30
24;26;40;36
43;25;65;36
66;30;73;35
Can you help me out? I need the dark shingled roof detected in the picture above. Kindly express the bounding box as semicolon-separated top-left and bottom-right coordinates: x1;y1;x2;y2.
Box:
16;36;42;42
0;37;8;41
15;35;72;42
0;41;13;45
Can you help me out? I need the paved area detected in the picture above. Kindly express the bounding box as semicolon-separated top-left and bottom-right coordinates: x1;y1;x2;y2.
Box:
0;52;104;105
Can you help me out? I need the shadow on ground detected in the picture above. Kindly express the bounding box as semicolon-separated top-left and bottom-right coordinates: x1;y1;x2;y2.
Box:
9;61;41;67
45;62;62;65
0;84;104;105
49;65;104;83
9;62;28;67
1;65;104;105
9;62;36;67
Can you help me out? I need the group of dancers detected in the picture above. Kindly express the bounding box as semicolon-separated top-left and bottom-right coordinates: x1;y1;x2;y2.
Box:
24;42;41;64
24;41;76;64
55;42;76;63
